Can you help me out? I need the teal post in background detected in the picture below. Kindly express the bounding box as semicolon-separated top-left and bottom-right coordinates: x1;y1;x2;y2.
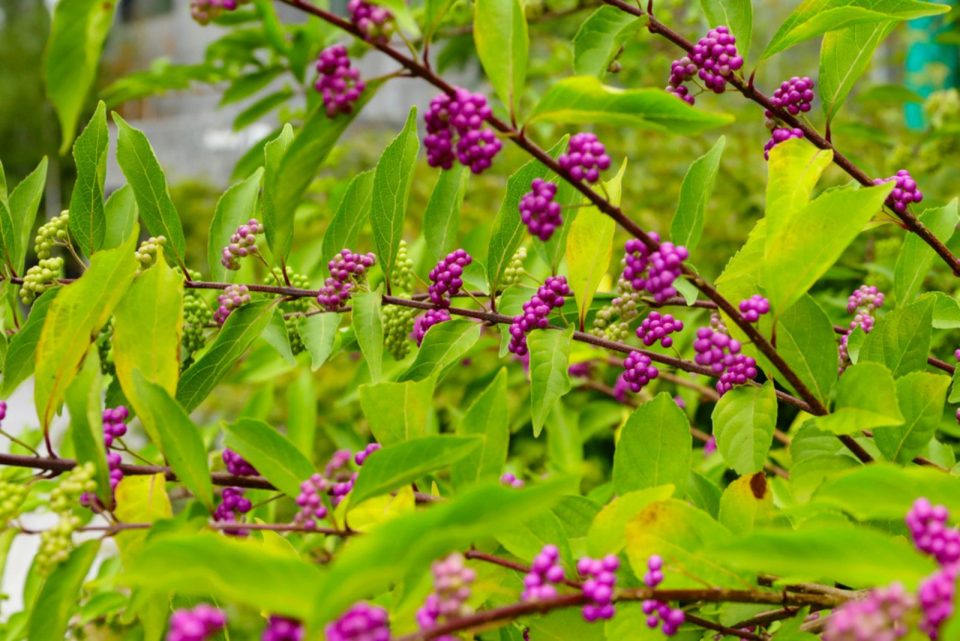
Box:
905;0;959;129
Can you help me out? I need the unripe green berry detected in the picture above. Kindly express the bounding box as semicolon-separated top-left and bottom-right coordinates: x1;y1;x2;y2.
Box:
502;246;528;288
383;305;417;360
135;235;167;270
20;257;64;304
394;240;415;293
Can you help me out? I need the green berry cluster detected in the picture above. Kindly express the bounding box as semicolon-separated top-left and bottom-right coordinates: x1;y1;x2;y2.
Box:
135;235;167;270
286;316;306;355
38;463;96;574
96;319;116;376
590;278;640;341
20;257;64;304
394;240;415;293
183;291;213;363
34;211;70;259
383;305;417;360
502;246;527;287
0;480;28;524
267;269;312;313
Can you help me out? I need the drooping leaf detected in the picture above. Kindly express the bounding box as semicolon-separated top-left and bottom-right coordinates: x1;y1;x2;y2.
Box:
114;114;187;262
711;381;777;475
34;234;138;430
176;300;275;411
208;168;264;282
873;372;950;463
352;289;384;382
814;362;903;435
370;107;419;288
859;294;934;377
261;124;294;260
114;473;172;563
350;435;481;505
893;200;959;305
474;0;528;115
10;157;49;273
819;21;897;122
670;136;726;252
302;312;341;371
813;464;960;520
764;139;833;242
528;327;574;436
68;101;109;256
700;0;753;60
225;418;316;498
451;368;510;488
614;394;691;495
45;0;118;153
113;254;183;444
358;378;435;445
2;288;58;397
103;185;138;250
27;540;101;641
528;77;733;133
572;7;640;77
423;165;468;262
776;295;838;405
321;170;375;266
65;354;110;506
400;319;481;382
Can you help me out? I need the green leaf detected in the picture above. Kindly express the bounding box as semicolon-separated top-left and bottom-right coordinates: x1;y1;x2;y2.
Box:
0;190;15;272
764;139;833;242
302;312;341;371
572;6;639;77
400;319;481;382
894;200;959;305
350;435;481;505
710;525;936;589
114;114;187;262
113;254;183;444
2;288;58;397
10;157;49;273
670;136;726;252
700;0;753;60
225;418;316;498
451;368;510;488
176;300;275;411
124;533;322;620
815;362;904;435
114;473;172;564
718;473;774;533
586;486;675;555
528;77;733;133
261;125;294;259
45;0;118;153
528;327;574;436
762;0;949;59
370;107;419;288
614;394;691;495
859;295;934;377
813;464;960;520
134;372;213;509
68;102;109;256
486;137;567;291
262;309;296;365
103;185;138;250
566;161;622;328
286;369;318;459
424;0;458;38
207;168;264;282
819;21;897;122
497;511;573;572
423;165;468;262
352;289;384;382
27;540;100;641
874;372;950;463
358;378;435;445
764;183;891;312
776;295;838;405
65;354;111;506
321;170;375;266
233;87;294;131
711;381;777;475
474;0;528;115
35;234;138;430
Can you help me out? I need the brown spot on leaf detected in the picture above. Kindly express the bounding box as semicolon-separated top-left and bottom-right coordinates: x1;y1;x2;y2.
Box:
749;472;767;499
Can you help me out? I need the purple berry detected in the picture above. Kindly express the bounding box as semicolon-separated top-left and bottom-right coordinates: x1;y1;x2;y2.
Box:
621;351;659;393
763;128;804;160
874;169;923;214
558;133;611;184
688;26;744;94
822;583;914;641
222;448;258;477
519;179;563;241
263;616;304;641
522;544;564;601
577;555;619;622
325;602;390;641
213;486;252;535
315;45;366;117
317;249;376;311
220;218;264;270
507;276;571;356
167;605;226;641
428;249;472;308
412;309;451;346
666;84;695;105
214;284;251;325
637;311;684;347
354;442;381;466
417;553;476;635
347;0;394;44
766;76;815;119
425;89;501;174
641;556;685;636
693;317;757;395
737;295;770;323
622;235;688;304
500;472;524;488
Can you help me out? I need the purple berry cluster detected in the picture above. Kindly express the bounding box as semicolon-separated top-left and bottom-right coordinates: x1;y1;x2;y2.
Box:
315;45;366;117
213;487;252;535
767;76;815;119
557;133;611;184
417;553;476;637
839;285;885;370
621;351;659;393
522;545;565;601
763;128;804;160
874;169;924;214
919;566;957;639
347;0;394;44
424;89;501;174
317;249;376;311
326;602;390;641
326;449;358;506
738;295;770;323
907;499;960;567
167;604;227;641
428;249;472;307
689;26;744;93
576;555;619;622
638;312;684;347
215;284;251;325
355;443;381;466
693;316;757;395
519;178;562;241
666;56;698;104
642;555;685;636
220;218;263;271
822;583;913;641
263;616;304;641
622;235;689;304
666;84;695;106
413;309;451;346
223;448;258;477
0;401;5;425
294;473;329;528
507;276;571;357
293;446;379;528
81;406;129;508
703;435;717;456
613;374;630;404
500;472;524;488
